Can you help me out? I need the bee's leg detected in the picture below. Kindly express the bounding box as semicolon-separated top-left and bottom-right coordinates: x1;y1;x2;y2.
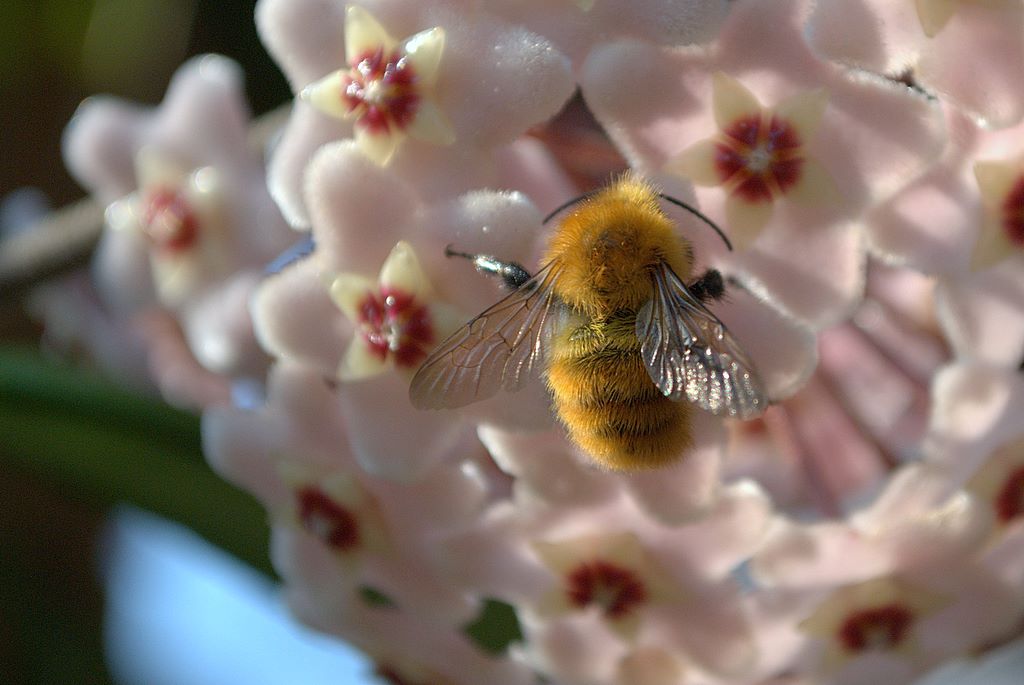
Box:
687;268;725;303
445;245;532;291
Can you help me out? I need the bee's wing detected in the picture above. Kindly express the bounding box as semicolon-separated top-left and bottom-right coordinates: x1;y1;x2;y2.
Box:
409;261;563;409
636;262;767;419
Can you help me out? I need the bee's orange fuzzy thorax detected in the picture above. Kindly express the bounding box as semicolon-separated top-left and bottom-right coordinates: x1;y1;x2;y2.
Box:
544;177;693;318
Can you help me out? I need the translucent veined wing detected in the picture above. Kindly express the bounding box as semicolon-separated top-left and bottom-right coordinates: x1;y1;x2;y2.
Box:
636;262;767;419
409;261;563;409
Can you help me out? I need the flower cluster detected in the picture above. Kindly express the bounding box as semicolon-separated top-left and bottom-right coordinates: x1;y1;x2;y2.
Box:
55;0;1024;683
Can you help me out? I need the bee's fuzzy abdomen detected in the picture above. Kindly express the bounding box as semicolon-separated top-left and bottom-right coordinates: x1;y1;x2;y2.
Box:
546;317;694;470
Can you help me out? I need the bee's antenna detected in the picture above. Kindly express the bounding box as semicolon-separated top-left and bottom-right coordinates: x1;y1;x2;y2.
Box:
444;244;532;290
542;191;600;225
658;194;733;252
444;244;475;260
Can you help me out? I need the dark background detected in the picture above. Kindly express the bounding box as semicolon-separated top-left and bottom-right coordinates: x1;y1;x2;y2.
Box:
1;2;289;682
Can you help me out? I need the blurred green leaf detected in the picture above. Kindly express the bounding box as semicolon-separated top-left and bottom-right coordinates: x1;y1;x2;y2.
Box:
0;346;273;577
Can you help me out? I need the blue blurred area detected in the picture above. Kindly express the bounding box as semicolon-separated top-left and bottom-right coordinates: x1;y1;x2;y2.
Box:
103;507;374;685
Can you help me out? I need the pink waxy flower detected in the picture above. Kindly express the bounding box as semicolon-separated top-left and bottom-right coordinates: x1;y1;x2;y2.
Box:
483;0;730;69
866;107;1024;276
530;531;686;640
302;5;454;166
257;0;575;226
753;461;1023;683
327;240;462;380
104;149;230;307
808;0;1024;128
798;576;948;678
203;362;489;625
670;72;838;249
58;54;294;405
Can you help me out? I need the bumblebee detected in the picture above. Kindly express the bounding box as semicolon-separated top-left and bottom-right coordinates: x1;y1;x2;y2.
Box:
409;176;767;470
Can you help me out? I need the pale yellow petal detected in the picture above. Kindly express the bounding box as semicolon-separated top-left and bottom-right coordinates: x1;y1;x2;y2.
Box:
712;72;762;131
401;27;445;87
532;538;589;574
328;272;376;321
533;587;573;618
599;532;647;569
319;471;363;507
300;70;350;120
151;253;200;307
971;215;1016;270
973;159;1022;209
666;138;722;186
406;99;456;145
915;0;958;37
774;88;829;141
345;5;394;65
784;158;842;206
724;194;773;249
378;240;430;297
135;145;184;189
608;611;642;642
355;125;402;166
574;0;595;10
338;337;389;381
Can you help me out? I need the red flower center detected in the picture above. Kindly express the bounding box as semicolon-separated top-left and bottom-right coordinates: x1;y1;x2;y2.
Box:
1000;174;1024;247
296;486;360;551
715;114;804;203
837;603;915;653
342;48;421;134
994;465;1024;523
565;560;648;619
357;288;434;368
141;188;199;252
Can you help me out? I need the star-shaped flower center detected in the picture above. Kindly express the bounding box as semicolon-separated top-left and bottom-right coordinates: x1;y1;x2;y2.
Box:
356;288;434;368
296;485;361;551
565;559;649;619
328;241;460;382
715;114;805;202
343;47;420;135
837;603;915;653
668;73;836;248
140;187;200;253
800;576;947;670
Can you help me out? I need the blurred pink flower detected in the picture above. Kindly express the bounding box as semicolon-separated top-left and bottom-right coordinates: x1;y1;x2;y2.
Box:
808;0;1024;128
59;55;294;405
